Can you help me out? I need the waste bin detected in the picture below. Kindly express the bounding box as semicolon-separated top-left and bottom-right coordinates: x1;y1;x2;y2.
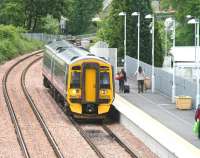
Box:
175;96;192;110
144;77;151;90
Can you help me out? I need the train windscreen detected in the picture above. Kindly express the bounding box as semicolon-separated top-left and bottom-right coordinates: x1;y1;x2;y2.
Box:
70;72;81;88
100;72;110;89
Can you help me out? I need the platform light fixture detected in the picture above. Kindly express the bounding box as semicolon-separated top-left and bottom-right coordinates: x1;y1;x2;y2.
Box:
119;12;127;72
164;17;173;56
187;15;200;109
145;14;155;93
131;12;140;69
164;17;176;103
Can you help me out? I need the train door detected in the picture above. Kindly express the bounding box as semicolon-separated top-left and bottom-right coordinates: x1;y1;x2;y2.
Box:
82;63;99;103
85;69;96;102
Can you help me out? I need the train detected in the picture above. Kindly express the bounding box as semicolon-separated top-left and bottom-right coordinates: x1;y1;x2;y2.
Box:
42;40;115;119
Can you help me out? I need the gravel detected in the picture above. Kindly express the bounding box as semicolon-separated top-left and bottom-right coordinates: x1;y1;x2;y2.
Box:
107;123;159;158
25;60;98;158
0;53;159;158
0;54;33;158
5;54;56;158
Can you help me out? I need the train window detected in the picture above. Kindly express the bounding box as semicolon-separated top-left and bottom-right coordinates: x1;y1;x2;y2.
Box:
54;62;66;83
100;72;110;89
70;71;81;88
43;53;52;70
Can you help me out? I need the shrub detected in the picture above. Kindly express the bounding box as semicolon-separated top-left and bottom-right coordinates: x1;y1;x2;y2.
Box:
0;25;43;64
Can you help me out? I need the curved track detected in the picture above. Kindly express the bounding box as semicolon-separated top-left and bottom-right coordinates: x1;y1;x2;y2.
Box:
2;51;41;158
21;57;64;158
2;51;64;158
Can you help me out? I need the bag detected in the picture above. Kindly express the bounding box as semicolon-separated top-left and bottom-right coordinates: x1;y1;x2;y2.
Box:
115;74;120;80
119;73;124;79
193;119;200;135
124;84;130;93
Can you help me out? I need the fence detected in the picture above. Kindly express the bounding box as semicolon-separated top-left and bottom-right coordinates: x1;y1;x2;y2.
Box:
23;33;96;43
126;56;197;107
23;33;70;43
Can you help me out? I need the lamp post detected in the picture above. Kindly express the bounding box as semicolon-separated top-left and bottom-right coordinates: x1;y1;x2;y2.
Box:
165;27;168;56
164;17;174;56
145;14;155;93
163;17;176;102
171;18;176;103
131;12;140;69
188;17;200;109
119;12;127;72
187;15;198;61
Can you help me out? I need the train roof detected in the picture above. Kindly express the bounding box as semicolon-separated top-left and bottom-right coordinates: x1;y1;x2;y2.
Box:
45;40;110;64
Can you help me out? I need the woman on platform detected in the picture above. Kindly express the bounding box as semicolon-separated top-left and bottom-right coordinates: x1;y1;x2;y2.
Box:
119;69;127;92
135;66;145;93
115;72;121;92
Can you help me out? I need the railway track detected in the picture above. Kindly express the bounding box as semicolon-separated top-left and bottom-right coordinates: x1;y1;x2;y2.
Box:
2;51;42;158
2;51;63;158
63;108;138;158
21;56;64;158
102;124;138;158
74;120;138;158
68;116;105;158
12;51;138;158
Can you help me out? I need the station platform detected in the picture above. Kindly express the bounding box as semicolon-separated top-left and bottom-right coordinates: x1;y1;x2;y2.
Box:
113;77;200;158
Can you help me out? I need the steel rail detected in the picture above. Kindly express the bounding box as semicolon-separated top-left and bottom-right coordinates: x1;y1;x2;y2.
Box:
102;124;138;158
58;94;137;158
2;50;43;158
67;116;105;158
21;57;64;158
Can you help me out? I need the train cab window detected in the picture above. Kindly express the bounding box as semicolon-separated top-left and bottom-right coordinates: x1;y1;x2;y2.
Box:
70;71;81;88
100;72;110;89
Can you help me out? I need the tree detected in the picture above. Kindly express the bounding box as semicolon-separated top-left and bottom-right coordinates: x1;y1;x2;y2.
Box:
23;0;66;32
0;0;67;32
98;0;164;67
0;0;103;35
40;15;59;34
160;0;200;46
66;0;103;35
0;0;25;25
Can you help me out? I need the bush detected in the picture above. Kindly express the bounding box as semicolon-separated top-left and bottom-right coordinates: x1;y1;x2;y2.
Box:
0;25;43;64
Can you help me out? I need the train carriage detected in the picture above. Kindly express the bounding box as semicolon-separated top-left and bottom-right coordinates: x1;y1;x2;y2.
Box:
42;40;115;119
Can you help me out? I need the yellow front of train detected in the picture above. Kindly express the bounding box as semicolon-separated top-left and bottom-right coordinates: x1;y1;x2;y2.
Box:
66;58;114;119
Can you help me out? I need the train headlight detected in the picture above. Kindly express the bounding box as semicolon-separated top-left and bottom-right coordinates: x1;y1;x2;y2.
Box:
71;89;80;97
72;89;77;95
100;89;108;95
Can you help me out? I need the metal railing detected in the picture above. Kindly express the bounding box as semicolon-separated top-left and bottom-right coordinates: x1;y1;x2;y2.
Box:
23;33;96;43
126;56;197;107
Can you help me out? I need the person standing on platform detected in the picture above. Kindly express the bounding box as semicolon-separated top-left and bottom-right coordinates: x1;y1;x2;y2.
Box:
135;66;145;93
119;69;127;92
115;72;121;92
195;105;200;138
